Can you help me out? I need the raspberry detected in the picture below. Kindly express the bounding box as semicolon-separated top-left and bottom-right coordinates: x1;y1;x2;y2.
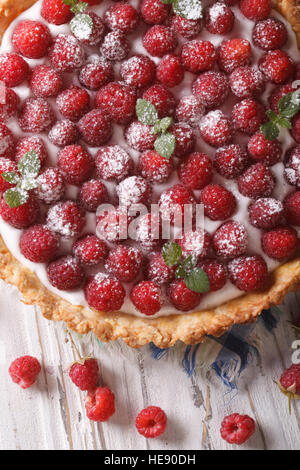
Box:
136;406;167;438
156;54;184;88
145;252;175;285
46;201;85;238
198;259;227;292
181;40;217;73
176;229;211;261
228;255;268;291
124;121;156;151
291;112;300;143
85;387;115;422
143;84;175;118
248;131;282;166
0;123;15;159
192;71;229;109
138;150;173;184
73;235;108;266
56;86;90;122
249;197;284;229
18;98;54;133
0;87;19;122
238;163;275;198
79;179;108;212
100;31;130;62
262;227;298;260
0;53;29;87
220;413;256;445
78;109;112;147
285;191;300;226
9;356;41;389
213;221;248;259
15;136;48;166
49;120;79;147
135;213;162;252
0;159;18;193
143;25;177;58
96;82;136;124
218;39;252;74
232;99;266;135
79;13;105;47
253;18;287;50
20;225;58;263
47;255;84;290
240;0;271;21
0;195;39;229
279;364;300;399
30;65;62;98
229;66;265;99
141;0;170;25
49;34;85;72
69;359;99;391
105;246;143;282
178;152;213;190
12;20;52;59
200;184;236;221
104;2;139;34
159;184;196;225
85;274;126;311
95;145;133;182
199;110;233;147
269;84;294;113
58;145;94;186
35;168;65;204
168;279;202;311
96;207;133;243
284;146;300;187
130;281;163;315
116;176;152;208
171;15;203;39
79;58;114;90
204;2;235;35
214;144;249;179
41;0;73;25
259;50;295;84
120;55;156;89
169;122;195;157
175;95;205;128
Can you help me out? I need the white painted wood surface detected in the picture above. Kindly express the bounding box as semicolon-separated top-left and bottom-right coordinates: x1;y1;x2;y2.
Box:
0;279;299;450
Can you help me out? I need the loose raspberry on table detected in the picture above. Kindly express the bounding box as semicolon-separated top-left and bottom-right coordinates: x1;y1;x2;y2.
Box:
171;15;203;39
15;136;48;166
96;82;136;124
240;0;271;21
100;31;130;62
200;184;236;221
143;84;175;118
158;183;196;226
49;34;85;72
198;259;227;292
141;0;170;25
58;145;94;186
232;99;266;135
120;55;156;89
9;356;41;389
169;122;195;157
269;84;295;113
12;20;52;59
104;2;139;34
0;53;29;87
285;191;300;226
199;110;233;148
80;13;105;47
145;252;175;285
192;71;229;109
259;50;295;84
229;66;265;99
105;246;143;282
228;255;268;291
262;227;298;260
248;131;282;166
249;197;284;229
0;195;39;229
136;406;167;438
73;234;108;266
204;2;235;35
279;364;300;399
220;413;256;445
30;65;62;98
135;213;162;252
69;358;99;391
176;229;211;262
213;221;248;259
168;279;202;311
95;145;133;183
79;58;114;90
96;207;133;244
79;179;108;212
292;113;300;143
41;0;73;25
47;255;85;290
20;224;59;263
0;123;15;159
130;281;163;315
284;146;300;187
143;25;177;58
214;144;249;179
18;98;54;133
181;40;217;73
138;150;173;184
0;87;19;122
253;18;287;50
49;120;79;147
124;121;156;151
56;86;90;122
175;95;205;128
156;54;184;88
78;109;112;147
85;386;115;422
178;152;213;190
35;168;65;204
116;176;152;208
46;201;85;238
0;159;18;193
218;38;252;74
85;273;126;311
238;163;275;198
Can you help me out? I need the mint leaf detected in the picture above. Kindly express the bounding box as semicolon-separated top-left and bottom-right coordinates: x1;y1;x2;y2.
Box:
154;132;175;159
184;268;210;294
161;0;174;3
175;264;186;279
1;172;20;184
278;93;300;119
20;177;38;191
62;0;75;6
18;150;40;178
172;0;203;20
183;254;197;271
266;110;278;122
4;188;29;208
153;117;173;134
70;13;93;40
260;122;280;141
162;242;182;267
74;1;88;12
136;99;158;125
278;117;292;129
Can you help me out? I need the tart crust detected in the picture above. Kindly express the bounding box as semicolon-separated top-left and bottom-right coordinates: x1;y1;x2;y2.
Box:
0;0;300;348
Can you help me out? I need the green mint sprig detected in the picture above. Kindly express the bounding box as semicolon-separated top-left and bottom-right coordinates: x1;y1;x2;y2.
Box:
261;87;300;141
63;0;93;40
161;0;203;20
136;99;175;159
162;242;210;293
1;150;40;208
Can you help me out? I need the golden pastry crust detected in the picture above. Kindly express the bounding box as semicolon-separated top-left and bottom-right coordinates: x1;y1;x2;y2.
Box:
0;0;300;348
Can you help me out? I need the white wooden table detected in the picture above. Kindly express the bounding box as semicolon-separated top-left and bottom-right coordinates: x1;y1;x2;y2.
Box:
0;279;299;450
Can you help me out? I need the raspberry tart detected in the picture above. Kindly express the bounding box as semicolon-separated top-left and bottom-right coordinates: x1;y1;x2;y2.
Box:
0;0;300;348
